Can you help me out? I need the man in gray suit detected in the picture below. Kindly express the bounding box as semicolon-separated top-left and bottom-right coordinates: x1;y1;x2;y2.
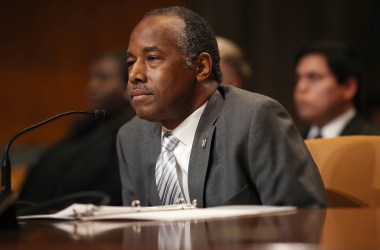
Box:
117;6;328;208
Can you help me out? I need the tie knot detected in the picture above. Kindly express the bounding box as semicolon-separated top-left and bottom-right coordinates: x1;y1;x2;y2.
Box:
162;132;179;151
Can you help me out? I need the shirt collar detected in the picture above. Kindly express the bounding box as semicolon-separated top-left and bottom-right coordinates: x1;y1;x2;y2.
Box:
308;108;356;138
162;101;208;146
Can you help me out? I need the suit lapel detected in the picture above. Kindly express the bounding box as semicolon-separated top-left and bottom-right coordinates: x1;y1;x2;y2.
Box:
188;87;224;207
141;123;162;206
341;115;360;135
300;126;310;139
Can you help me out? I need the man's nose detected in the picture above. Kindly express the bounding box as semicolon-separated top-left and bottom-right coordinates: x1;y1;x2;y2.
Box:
295;78;308;94
129;59;147;84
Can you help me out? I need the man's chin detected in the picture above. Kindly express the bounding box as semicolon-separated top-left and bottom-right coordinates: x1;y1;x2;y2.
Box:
134;109;159;122
299;114;319;125
296;110;314;122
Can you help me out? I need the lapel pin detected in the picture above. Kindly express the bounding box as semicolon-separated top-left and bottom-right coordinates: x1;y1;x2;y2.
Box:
201;138;207;149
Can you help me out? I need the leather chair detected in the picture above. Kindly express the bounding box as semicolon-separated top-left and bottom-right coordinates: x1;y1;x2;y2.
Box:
305;136;380;207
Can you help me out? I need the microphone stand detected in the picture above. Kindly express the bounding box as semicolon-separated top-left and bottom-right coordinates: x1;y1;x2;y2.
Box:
0;110;106;228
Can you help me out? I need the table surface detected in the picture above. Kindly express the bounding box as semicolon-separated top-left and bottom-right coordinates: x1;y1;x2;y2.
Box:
1;208;380;250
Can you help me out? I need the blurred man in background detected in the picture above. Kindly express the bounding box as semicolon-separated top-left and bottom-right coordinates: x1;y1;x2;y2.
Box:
294;41;380;139
216;36;252;89
19;51;135;205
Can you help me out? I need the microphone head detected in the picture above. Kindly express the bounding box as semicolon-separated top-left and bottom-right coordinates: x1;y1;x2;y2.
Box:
92;110;107;120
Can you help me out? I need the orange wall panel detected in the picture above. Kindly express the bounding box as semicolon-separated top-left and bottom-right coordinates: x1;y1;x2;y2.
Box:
0;0;189;146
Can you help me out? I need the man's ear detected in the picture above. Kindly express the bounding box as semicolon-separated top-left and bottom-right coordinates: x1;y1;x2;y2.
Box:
343;77;358;101
195;52;212;82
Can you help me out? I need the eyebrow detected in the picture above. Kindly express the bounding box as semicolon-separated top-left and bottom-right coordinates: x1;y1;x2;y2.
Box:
127;46;163;58
143;46;162;53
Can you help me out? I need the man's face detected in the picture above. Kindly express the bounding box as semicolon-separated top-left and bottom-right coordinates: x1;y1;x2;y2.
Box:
126;15;198;129
87;57;127;112
294;54;352;126
219;58;242;88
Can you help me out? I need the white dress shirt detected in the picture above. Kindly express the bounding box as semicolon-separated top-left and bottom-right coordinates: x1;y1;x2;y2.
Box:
307;108;356;139
161;102;207;203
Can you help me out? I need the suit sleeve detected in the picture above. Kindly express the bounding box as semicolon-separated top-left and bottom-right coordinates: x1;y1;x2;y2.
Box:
247;98;328;208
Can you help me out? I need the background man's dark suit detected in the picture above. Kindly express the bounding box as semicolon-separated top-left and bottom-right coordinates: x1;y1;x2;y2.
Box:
20;111;134;205
300;115;380;139
117;86;328;208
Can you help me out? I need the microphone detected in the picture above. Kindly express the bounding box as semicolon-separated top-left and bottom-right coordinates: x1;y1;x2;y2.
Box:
90;110;107;120
1;110;107;194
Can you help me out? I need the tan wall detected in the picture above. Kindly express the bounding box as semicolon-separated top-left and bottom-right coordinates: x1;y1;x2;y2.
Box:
0;0;188;147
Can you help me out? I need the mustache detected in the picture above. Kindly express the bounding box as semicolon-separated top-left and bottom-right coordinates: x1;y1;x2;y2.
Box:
128;84;155;98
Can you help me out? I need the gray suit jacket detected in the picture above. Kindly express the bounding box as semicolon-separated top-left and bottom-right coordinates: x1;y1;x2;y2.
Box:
117;86;328;208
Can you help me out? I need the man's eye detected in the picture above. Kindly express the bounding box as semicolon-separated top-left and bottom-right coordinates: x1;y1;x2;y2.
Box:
308;74;322;82
147;55;159;61
127;60;135;67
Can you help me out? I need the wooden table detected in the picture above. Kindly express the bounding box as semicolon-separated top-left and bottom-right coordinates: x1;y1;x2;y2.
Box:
1;208;380;249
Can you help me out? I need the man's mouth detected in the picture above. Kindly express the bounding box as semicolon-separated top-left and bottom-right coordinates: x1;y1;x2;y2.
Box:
129;89;154;100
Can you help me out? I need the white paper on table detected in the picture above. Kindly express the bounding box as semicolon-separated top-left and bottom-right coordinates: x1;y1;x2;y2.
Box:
18;204;296;222
17;203;95;220
84;205;296;221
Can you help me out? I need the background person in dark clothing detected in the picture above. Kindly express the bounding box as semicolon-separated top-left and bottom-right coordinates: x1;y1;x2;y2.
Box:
294;41;380;139
20;51;135;205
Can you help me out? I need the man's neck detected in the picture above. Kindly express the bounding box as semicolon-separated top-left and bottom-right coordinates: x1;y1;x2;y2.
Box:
162;81;218;130
315;104;354;128
308;107;356;139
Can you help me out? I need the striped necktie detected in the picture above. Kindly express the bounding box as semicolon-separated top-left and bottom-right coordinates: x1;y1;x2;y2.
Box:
155;132;184;205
